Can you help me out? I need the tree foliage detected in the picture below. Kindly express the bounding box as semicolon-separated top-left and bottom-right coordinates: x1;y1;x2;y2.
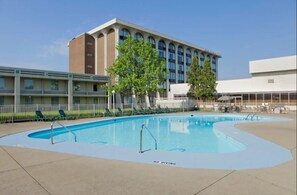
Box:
187;57;203;100
201;59;217;100
107;36;166;97
187;58;217;100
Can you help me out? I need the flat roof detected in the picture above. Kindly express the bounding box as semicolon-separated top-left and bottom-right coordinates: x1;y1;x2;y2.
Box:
86;18;221;57
249;55;296;74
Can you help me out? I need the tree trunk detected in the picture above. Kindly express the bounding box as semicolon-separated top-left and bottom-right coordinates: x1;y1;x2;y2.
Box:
131;88;137;109
145;91;150;108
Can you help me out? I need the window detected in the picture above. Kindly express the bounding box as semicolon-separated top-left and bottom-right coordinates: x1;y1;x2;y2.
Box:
178;46;184;55
178;73;184;81
24;96;33;104
158;40;166;50
169;72;176;80
158;50;166;58
169;53;176;60
93;97;98;104
119;28;130;45
51;97;59;105
186;57;192;64
93;84;98;92
169;62;176;70
24;79;33;90
178;65;184;71
148;36;155;48
0;78;4;89
74;82;80;91
178;56;184;63
73;97;80;104
194;51;198;58
169;43;175;52
51;80;59;90
134;32;143;40
0;96;4;105
120;28;130;37
186;49;191;57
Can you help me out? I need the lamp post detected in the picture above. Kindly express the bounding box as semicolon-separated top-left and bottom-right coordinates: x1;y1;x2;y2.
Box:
112;90;115;113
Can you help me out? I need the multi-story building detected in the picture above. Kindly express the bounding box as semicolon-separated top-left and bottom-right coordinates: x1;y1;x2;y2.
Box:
0;66;108;110
69;18;221;101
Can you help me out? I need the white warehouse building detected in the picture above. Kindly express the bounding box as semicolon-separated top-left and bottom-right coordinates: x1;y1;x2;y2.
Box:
169;55;296;109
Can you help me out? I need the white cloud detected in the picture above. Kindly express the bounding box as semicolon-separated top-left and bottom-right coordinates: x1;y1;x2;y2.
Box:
39;39;69;57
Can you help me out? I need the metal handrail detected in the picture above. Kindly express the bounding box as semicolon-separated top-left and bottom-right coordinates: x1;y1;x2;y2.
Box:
139;124;157;153
50;120;77;144
245;113;258;121
251;113;258;121
244;113;252;120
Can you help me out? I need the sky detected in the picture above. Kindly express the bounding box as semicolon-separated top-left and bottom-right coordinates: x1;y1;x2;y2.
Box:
0;0;295;80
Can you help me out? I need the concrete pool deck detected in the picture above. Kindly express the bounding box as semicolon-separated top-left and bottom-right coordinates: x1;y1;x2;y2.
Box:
0;112;296;195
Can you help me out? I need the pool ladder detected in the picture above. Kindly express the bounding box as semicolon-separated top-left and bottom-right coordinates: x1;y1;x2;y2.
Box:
139;124;157;153
50;120;77;144
245;113;258;121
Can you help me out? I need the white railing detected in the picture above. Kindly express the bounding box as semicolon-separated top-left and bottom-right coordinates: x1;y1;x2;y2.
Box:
0;102;295;123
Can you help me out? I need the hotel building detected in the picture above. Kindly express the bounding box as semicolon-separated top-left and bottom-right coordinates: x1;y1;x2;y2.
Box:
0;66;108;110
69;18;221;101
169;55;297;110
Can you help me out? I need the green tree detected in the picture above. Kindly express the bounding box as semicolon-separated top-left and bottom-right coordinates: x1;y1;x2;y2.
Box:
187;58;217;101
107;36;166;103
200;59;217;100
187;57;203;101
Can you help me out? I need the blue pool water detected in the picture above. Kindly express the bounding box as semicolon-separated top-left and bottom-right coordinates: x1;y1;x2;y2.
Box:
1;114;292;169
29;114;252;153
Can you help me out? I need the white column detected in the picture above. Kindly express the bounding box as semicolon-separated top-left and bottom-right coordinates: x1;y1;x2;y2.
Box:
114;25;119;58
103;30;108;76
94;35;98;75
155;37;160;100
183;46;186;83
215;57;219;79
14;71;20;113
175;44;178;83
67;75;73;111
165;41;170;97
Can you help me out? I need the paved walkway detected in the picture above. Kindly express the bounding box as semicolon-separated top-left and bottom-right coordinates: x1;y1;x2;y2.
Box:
0;113;296;195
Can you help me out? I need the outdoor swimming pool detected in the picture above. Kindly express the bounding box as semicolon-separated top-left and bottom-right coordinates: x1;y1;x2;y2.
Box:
0;114;292;170
29;115;247;153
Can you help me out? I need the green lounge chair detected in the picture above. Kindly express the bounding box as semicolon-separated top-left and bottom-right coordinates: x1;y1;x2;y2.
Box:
133;107;143;115
59;109;76;120
165;106;171;113
140;107;150;114
35;110;54;121
157;105;165;113
117;108;123;116
104;108;114;117
148;107;157;114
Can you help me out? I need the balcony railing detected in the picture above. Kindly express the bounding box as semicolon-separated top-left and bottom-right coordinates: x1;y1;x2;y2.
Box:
0;89;14;94
21;90;68;95
73;90;106;96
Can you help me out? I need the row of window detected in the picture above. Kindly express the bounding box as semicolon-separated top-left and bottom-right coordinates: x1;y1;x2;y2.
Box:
119;28;217;62
0;78;103;92
9;96;101;105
